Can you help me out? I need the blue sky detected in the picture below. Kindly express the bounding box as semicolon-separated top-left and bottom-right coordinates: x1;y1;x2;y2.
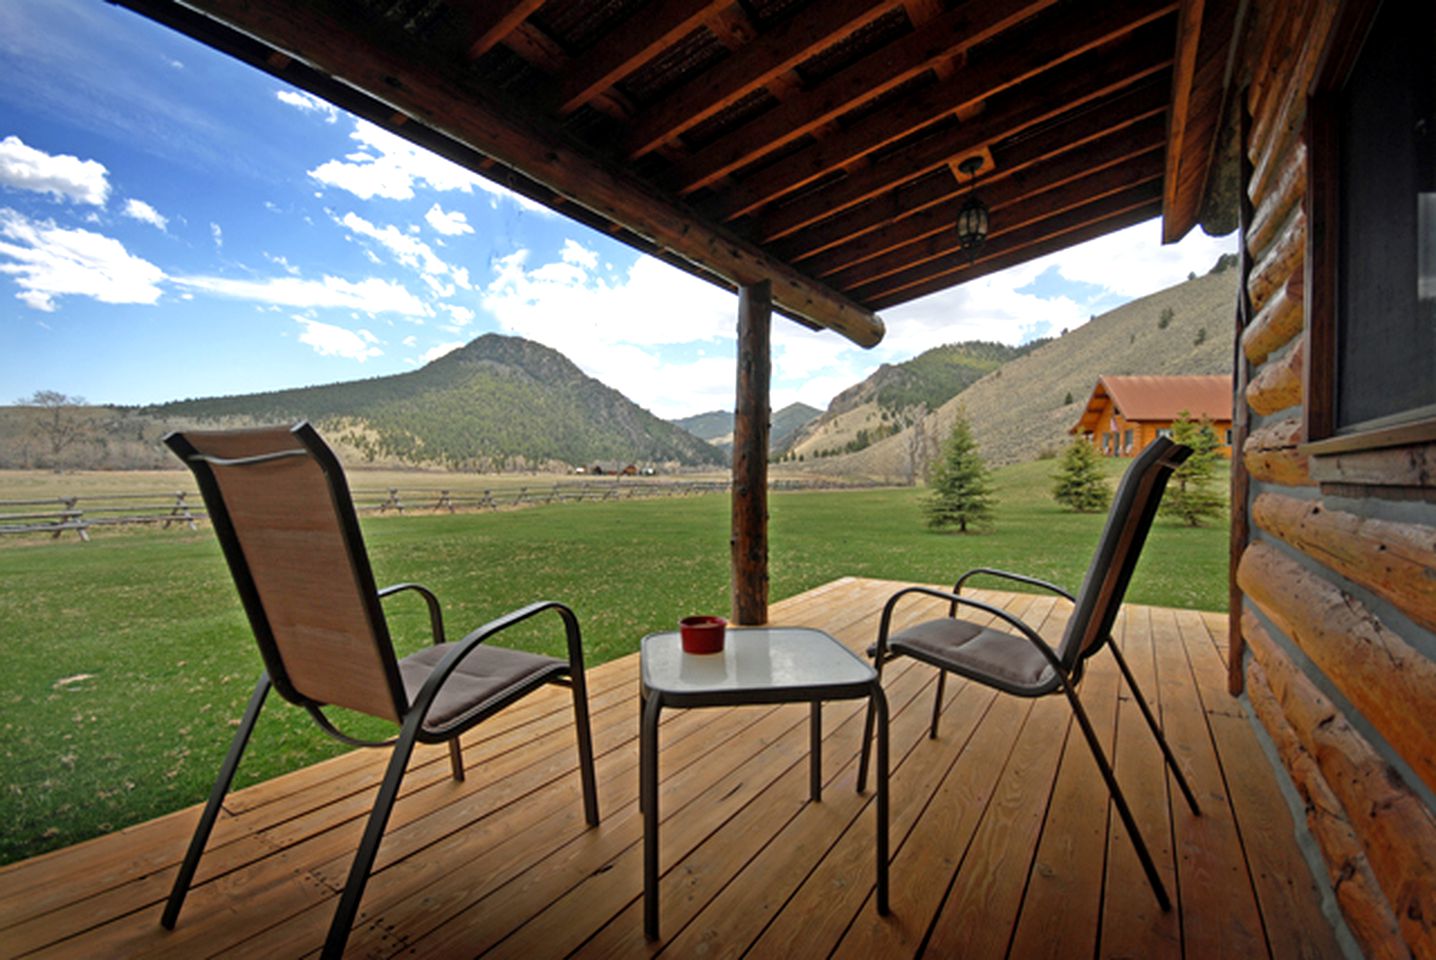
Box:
0;0;1235;420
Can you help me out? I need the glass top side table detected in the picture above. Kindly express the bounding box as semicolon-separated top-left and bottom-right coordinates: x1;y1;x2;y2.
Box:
638;626;889;940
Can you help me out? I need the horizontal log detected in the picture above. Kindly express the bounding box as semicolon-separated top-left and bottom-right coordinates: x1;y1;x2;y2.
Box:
1243;0;1310;127
1245;339;1303;416
1243;653;1408;960
1244;417;1312;486
1252;492;1436;635
1238;541;1436;795
1242;611;1436;958
1247;0;1338;195
1246;141;1305;262
1307;441;1436;491
1241;269;1303;364
1247;206;1304;315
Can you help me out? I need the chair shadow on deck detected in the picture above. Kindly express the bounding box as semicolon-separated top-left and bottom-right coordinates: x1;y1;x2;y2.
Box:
161;422;600;959
859;436;1203;911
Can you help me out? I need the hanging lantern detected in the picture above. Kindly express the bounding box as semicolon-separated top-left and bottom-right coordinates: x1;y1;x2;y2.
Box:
954;156;989;259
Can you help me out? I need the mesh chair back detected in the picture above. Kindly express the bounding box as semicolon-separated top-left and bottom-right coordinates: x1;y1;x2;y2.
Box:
166;423;407;722
1056;437;1192;673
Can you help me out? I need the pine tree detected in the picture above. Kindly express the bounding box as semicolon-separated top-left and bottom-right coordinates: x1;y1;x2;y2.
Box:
1161;412;1224;527
1052;438;1110;512
923;413;995;532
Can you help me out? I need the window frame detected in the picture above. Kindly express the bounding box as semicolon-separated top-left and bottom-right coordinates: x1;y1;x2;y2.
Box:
1303;0;1436;460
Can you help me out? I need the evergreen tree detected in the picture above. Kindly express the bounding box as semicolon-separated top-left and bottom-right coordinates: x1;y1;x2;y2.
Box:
923;414;995;532
1052;439;1110;512
1161;412;1224;527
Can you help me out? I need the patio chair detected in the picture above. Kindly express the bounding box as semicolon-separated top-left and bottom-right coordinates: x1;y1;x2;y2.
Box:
858;436;1201;911
160;422;599;959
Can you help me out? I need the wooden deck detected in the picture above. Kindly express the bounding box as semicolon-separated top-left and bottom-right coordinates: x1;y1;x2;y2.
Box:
0;577;1345;959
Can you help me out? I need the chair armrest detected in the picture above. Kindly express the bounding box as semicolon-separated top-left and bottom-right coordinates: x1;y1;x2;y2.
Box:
378;582;446;645
954;568;1075;604
873;585;1064;678
408;601;585;721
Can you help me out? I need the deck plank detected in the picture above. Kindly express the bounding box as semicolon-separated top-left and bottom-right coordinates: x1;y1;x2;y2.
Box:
0;579;1342;960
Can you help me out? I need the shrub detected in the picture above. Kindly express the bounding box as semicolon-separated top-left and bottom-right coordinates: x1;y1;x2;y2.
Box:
1052;439;1111;513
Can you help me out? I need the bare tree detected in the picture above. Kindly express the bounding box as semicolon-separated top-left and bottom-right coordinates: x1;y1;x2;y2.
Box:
16;390;92;468
902;403;931;485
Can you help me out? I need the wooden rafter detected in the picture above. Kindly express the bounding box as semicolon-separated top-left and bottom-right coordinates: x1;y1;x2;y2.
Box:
557;0;731;115
625;0;910;159
755;45;1172;244
463;0;545;60
775;82;1169;265
670;0;1063;194
856;181;1163;303
711;0;1178;220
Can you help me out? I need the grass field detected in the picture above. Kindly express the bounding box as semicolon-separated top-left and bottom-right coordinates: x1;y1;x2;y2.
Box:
0;457;1228;865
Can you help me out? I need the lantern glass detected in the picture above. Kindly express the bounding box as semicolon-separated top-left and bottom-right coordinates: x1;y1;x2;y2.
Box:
957;196;989;249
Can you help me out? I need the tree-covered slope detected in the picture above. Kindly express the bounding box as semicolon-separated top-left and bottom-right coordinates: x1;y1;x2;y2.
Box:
146;334;725;469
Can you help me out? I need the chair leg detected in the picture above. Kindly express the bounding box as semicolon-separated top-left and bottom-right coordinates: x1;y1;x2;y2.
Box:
857;654;887;794
929;669;947;738
162;673;270;930
1058;676;1173;912
322;719;422;960
447;739;465;781
570;671;600;826
1108;642;1201;815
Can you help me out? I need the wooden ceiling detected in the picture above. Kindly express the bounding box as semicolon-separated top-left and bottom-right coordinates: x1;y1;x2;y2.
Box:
117;0;1239;347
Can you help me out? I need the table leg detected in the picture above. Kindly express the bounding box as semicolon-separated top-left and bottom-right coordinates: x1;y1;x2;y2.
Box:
809;702;822;802
872;683;890;915
641;692;662;939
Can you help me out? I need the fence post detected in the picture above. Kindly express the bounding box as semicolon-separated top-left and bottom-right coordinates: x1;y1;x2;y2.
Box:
164;491;197;530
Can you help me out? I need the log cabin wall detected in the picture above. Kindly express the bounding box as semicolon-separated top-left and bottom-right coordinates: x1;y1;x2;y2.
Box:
1229;1;1436;955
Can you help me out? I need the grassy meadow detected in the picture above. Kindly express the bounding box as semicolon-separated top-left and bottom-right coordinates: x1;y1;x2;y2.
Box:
0;457;1227;864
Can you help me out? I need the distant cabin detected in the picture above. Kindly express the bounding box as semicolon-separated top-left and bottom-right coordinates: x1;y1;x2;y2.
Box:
1070;375;1233;458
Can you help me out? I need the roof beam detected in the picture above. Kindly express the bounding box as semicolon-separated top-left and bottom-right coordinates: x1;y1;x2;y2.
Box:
803;118;1168;279
625;0;910;159
462;0;545;60
124;0;883;345
775;80;1169;264
710;0;1177;220
670;0;1063;193
557;0;734;115
830;151;1165;290
867;200;1161;309
755;43;1172;243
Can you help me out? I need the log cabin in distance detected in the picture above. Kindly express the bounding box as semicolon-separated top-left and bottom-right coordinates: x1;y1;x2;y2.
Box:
10;1;1433;956
1070;374;1234;457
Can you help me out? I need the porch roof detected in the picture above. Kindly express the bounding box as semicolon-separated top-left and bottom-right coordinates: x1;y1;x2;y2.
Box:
0;577;1341;957
115;0;1242;347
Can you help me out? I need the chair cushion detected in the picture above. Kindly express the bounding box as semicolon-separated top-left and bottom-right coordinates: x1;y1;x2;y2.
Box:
889;618;1060;696
399;644;567;734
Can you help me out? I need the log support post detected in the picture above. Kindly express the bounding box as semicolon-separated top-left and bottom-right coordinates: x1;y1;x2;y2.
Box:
732;281;771;625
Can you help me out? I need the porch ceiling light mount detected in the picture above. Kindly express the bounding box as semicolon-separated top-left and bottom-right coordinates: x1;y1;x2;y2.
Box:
955;155;990;261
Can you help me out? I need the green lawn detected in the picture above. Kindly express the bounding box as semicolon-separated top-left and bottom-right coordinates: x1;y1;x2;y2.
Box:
0;457;1227;864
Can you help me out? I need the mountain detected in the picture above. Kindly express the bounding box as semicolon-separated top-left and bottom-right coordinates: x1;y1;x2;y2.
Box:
671;402;821;457
0;334;727;471
785;266;1238;480
784;340;1041;461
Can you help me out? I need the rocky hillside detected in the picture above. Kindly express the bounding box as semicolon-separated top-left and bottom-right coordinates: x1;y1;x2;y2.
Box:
786;267;1237;482
672;402;821;457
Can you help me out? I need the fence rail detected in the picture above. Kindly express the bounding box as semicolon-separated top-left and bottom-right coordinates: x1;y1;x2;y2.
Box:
1;476;876;540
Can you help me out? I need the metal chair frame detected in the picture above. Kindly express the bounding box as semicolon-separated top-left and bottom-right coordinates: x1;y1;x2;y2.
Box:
161;423;599;959
858;437;1201;911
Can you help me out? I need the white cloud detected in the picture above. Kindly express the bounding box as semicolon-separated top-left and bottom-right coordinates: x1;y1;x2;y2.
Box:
420;341;465;364
294;316;383;361
309;119;554;215
337;211;471;296
209;222;223;249
172;271;431;318
0;136;110;205
276;89;339;123
0;208;164;311
122;198;167;231
439;303;476;326
425;202;473;236
402;334;418;347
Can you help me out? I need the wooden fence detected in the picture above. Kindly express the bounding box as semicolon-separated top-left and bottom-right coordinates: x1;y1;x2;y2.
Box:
1;477;868;540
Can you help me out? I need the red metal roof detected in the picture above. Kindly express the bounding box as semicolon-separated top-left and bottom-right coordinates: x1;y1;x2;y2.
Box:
1071;375;1232;433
